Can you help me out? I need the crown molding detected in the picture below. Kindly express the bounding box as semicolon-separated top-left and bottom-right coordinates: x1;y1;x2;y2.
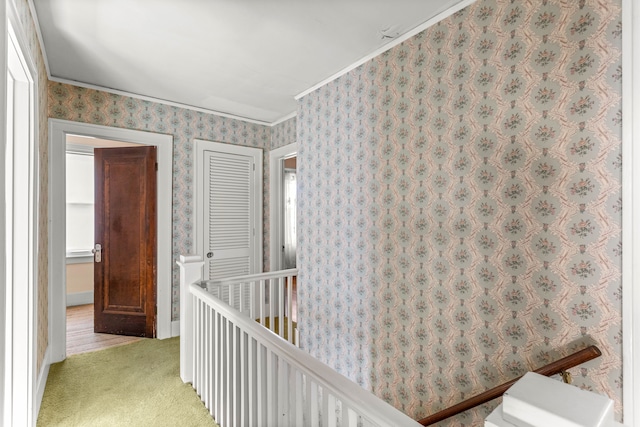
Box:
270;111;296;127
295;0;477;100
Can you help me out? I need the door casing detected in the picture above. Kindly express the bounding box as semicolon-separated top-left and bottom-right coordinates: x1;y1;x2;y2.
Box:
193;139;263;278
3;10;38;426
269;143;297;272
49;119;173;363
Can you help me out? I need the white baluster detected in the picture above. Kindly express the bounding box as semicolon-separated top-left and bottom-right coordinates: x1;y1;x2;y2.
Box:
207;308;214;416
278;358;288;426
239;329;246;427
310;380;319;427
259;279;265;326
248;336;255;427
232;322;238;426
214;310;220;420
278;277;284;338
287;276;293;344
267;349;274;426
269;279;275;335
295;370;303;426
344;404;358;427
203;305;209;406
195;298;201;393
257;342;264;426
227;321;232;426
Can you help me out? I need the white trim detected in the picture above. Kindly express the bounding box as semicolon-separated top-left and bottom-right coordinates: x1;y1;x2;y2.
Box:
0;0;7;422
66;291;93;307
295;0;477;100
65;143;95;154
33;346;49;420
49;119;174;364
622;0;638;425
270;111;296;127
47;122;65;363
171;320;180;338
193;139;263;278
269;143;297;272
6;2;39;424
65;255;93;264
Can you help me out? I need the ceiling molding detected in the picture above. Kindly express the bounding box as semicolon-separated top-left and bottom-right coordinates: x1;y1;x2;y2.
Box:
47;76;273;126
295;0;477;100
270;111;297;127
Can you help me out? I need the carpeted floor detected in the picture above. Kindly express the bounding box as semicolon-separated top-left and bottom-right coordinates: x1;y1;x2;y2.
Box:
37;337;218;427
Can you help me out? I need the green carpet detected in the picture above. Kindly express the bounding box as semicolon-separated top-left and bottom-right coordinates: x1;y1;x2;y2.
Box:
37;338;218;427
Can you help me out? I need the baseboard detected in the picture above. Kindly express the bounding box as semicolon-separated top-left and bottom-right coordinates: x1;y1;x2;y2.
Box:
66;291;93;307
171;320;180;337
34;345;51;421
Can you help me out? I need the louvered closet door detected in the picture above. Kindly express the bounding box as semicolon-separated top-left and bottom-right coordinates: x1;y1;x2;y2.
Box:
203;150;255;280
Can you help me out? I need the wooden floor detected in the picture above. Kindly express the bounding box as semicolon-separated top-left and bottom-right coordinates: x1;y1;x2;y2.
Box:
66;304;143;356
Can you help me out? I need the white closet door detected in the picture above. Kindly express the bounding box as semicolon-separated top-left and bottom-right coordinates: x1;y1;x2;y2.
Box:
195;140;263;282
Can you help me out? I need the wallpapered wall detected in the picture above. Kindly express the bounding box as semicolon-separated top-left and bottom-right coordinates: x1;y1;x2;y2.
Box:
48;82;272;321
271;116;297;150
297;0;623;424
12;0;50;374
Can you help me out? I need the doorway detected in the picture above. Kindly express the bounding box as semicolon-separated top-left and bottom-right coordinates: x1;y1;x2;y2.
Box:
269;143;297;272
64;136;149;354
282;156;297;270
49;120;174;363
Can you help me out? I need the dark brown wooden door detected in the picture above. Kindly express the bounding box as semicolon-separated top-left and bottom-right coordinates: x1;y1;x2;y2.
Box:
94;146;157;337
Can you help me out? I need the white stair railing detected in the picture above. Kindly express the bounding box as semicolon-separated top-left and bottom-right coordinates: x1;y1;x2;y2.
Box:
201;268;299;346
178;255;421;427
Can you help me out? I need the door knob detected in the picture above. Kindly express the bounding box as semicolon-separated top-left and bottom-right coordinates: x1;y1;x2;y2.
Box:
207;252;213;258
93;243;102;263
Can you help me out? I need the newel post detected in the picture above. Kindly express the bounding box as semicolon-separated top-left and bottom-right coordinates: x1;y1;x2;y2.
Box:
177;254;204;384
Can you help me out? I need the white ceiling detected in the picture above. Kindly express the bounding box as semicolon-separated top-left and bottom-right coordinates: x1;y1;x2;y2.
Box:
32;0;466;124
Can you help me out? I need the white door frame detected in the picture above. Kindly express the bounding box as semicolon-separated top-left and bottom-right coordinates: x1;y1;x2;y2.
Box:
49;119;174;364
269;143;297;272
2;2;38;424
0;0;6;416
193;139;263;277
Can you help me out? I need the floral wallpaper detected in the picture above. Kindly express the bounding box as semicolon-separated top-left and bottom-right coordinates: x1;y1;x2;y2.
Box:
48;82;271;321
271;116;297;150
297;0;623;424
298;65;378;389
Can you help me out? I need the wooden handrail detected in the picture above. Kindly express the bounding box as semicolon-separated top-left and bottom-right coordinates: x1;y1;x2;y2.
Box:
418;345;602;426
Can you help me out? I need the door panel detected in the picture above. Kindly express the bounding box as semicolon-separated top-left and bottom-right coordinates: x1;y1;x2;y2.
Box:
94;146;156;337
204;150;254;280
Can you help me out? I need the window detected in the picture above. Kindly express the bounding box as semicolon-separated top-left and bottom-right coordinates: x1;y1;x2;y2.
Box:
65;151;94;259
